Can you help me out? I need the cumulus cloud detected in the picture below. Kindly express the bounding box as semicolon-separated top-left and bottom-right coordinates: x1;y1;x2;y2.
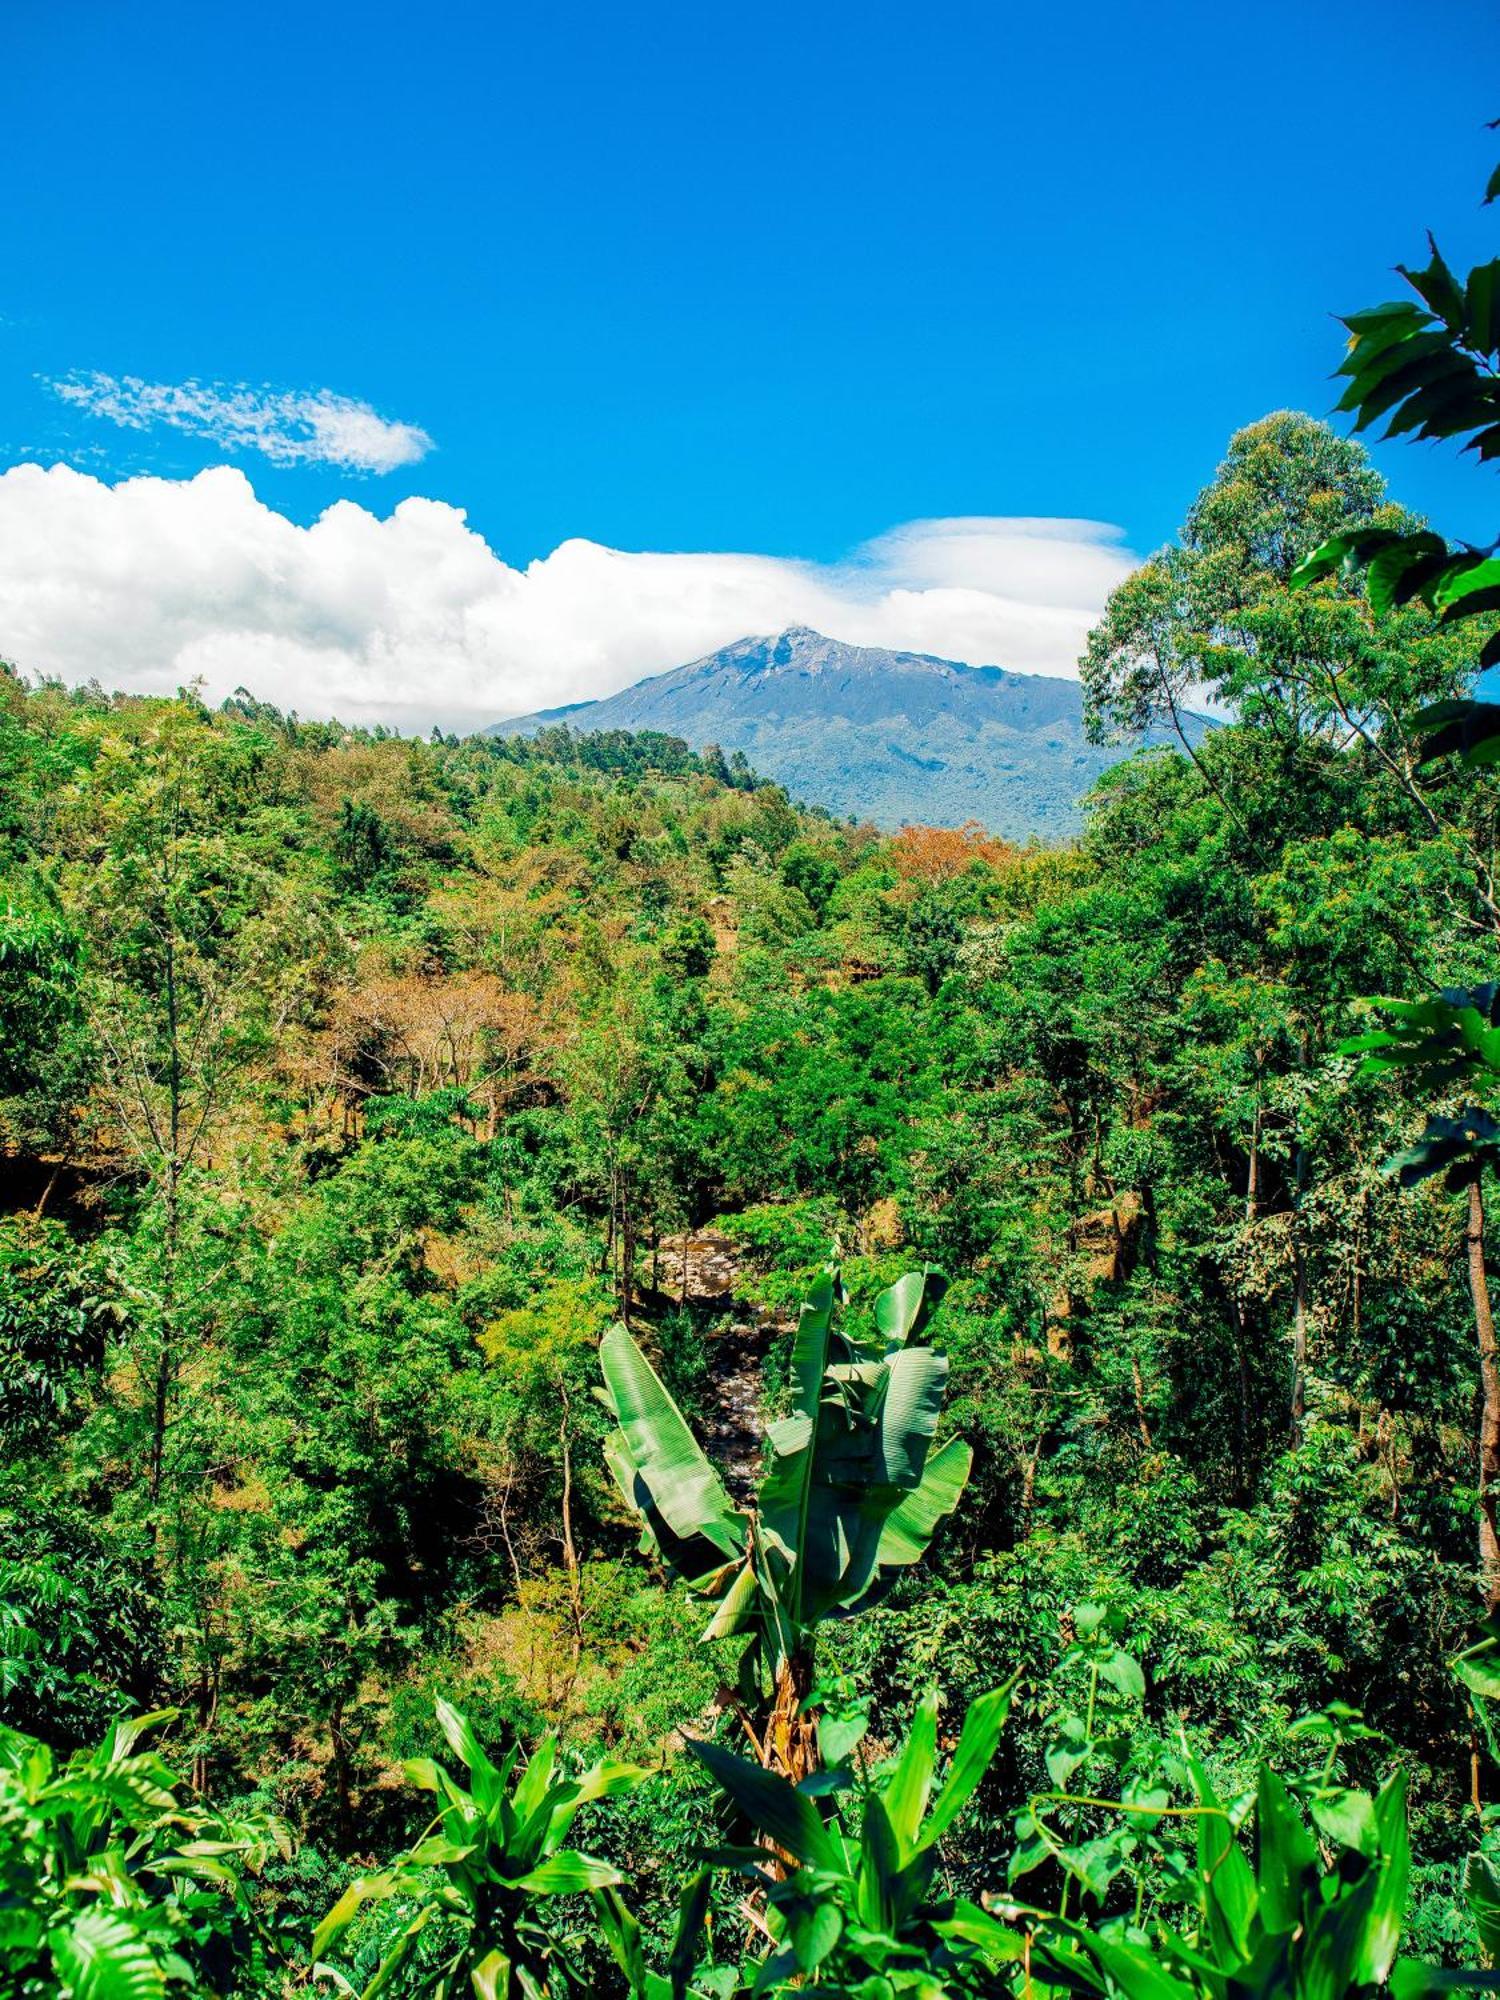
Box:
48;374;432;473
0;463;1135;732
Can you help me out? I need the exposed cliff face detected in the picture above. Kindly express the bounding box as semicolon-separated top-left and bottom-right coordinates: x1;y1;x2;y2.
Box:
491;626;1206;836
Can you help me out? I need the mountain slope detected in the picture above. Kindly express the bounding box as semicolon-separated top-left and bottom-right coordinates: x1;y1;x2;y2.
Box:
490;626;1204;836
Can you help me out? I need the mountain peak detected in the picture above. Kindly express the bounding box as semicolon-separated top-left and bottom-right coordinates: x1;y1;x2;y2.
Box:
490;630;1209;836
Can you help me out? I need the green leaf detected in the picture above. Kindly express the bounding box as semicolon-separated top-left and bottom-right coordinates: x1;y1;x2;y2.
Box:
1309;1784;1378;1857
1255;1767;1316;1935
1099;1648;1145;1700
788;1897;843;1971
434;1697;504;1808
883;1690;938;1854
668;1868;714;2000
471;1950;514;2000
311;1872;399;1962
858;1791;902;1933
600;1325;745;1561
688;1737;837;1868
1362;1769;1411;1986
1469;260;1500;353
874;1266;948;1350
1465;1853;1500;1962
1190;1762;1255;1960
49;1910;168;2000
869;1436;972;1573
1081;1933;1198;2000
924;1679;1017;1846
699;1557;760;1642
1400;238;1469;330
1367;534;1448;618
515;1851;625;1894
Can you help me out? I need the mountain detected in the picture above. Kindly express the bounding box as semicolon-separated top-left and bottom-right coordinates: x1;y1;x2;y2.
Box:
489;626;1206;836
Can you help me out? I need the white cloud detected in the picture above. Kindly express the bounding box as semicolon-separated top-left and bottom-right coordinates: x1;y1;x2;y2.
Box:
0;463;1135;732
48;375;432;473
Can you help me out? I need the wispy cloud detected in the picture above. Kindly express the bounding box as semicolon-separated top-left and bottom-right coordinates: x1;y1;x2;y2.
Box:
48;373;433;473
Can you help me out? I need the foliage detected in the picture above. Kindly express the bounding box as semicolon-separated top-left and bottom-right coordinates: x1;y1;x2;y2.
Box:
687;1678;1018;1996
0;1710;287;1999
311;1697;645;2000
599;1268;969;1769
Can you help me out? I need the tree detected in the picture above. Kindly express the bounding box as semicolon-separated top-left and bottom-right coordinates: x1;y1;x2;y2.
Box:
62;707;327;1504
1292;147;1500;1607
599;1267;970;1781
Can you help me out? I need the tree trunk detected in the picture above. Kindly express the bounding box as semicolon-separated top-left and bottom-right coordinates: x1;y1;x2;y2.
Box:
1131;1355;1153;1451
1467;1177;1500;1608
763;1644;817;1784
557;1391;585;1693
619;1193;635;1326
330;1696;354;1843
1288;1140;1309;1450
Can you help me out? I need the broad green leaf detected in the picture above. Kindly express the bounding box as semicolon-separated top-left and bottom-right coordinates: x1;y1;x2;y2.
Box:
515;1851;625;1893
1083;1933;1198;2000
668;1868;714;2000
435;1697;504;1809
688;1737;837;1868
1465;1853;1500;1963
310;1871;399;1960
700;1557;760;1642
1190;1761;1255;1960
1310;1784;1378;1857
876;1345;948;1485
858;1791;902;1933
924;1678;1017;1847
600;1325;744;1558
1099;1648;1145;1700
1361;1769;1411;1985
788;1897;843;1970
49;1910;167;2000
869;1437;972;1573
883;1690;938;1854
874;1266;948;1351
1255;1767;1315;1934
471;1949;513;2000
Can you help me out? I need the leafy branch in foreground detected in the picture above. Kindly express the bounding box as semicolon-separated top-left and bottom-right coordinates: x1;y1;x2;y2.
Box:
0;1709;288;2000
599;1266;970;1780
311;1697;646;2000
1292;141;1500;766
685;1678;1020;1997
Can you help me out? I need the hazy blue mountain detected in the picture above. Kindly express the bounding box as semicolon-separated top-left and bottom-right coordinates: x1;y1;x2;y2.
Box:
490;626;1206;836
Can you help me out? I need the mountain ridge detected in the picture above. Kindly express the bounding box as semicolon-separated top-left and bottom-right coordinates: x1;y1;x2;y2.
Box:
490;626;1204;835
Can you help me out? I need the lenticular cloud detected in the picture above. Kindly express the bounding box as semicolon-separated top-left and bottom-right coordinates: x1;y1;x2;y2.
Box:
0;462;1135;731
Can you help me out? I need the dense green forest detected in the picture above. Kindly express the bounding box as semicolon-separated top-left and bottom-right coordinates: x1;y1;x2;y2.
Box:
11;188;1500;1996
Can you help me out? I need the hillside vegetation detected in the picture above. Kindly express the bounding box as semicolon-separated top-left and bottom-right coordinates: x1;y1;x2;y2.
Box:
7;412;1500;1987
492;624;1208;837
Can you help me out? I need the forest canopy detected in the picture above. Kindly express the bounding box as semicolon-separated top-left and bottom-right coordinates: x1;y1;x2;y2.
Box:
8;247;1500;1999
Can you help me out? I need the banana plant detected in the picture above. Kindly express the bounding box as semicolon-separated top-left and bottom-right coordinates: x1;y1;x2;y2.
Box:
311;1697;645;2000
599;1267;971;1778
686;1679;1020;1996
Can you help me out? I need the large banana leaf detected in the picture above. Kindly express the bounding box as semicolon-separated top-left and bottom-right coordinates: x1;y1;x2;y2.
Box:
757;1271;966;1628
874;1266;948;1352
599;1325;746;1575
870;1436;973;1572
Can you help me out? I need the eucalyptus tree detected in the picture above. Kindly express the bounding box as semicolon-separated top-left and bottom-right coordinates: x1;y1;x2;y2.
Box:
599;1266;970;1780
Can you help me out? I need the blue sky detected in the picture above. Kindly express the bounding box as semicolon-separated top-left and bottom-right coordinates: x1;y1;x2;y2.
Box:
1;0;1498;726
